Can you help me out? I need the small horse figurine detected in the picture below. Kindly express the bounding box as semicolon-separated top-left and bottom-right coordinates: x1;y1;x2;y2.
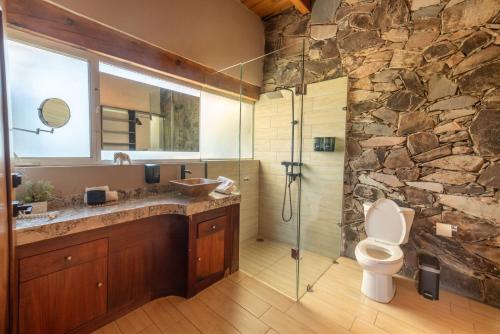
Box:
113;152;132;165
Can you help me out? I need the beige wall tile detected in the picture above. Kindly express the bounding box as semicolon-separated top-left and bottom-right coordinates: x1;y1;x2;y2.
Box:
254;78;347;258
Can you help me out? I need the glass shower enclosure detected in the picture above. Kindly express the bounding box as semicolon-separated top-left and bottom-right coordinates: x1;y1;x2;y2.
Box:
206;38;347;300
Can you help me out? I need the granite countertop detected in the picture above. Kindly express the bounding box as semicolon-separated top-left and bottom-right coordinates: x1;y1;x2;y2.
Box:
15;192;241;246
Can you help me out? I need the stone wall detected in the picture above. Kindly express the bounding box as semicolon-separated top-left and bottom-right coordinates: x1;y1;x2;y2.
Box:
262;0;500;307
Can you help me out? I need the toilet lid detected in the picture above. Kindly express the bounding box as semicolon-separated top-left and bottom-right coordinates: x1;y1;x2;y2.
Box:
364;199;406;245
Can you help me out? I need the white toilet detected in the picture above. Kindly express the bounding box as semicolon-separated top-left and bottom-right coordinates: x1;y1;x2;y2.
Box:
355;199;415;303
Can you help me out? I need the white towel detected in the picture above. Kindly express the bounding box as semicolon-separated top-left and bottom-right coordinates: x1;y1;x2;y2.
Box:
215;176;236;195
105;191;119;202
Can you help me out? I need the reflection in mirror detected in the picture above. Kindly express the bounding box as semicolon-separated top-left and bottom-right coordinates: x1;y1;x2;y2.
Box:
38;98;71;128
100;66;200;152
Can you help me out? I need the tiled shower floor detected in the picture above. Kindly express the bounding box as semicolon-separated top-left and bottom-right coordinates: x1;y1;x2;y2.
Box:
239;237;334;299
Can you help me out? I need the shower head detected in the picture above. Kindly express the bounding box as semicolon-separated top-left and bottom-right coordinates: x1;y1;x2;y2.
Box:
266;90;284;99
266;86;295;99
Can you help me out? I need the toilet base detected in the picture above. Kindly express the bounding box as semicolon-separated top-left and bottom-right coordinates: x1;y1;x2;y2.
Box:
361;270;396;303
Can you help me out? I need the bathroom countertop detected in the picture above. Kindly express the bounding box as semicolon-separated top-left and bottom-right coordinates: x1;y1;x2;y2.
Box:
15;192;241;246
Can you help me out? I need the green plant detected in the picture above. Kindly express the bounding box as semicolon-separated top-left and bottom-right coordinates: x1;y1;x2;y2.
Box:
18;180;54;203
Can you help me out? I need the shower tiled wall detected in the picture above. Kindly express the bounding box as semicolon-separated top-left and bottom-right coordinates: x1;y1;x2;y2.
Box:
254;78;348;258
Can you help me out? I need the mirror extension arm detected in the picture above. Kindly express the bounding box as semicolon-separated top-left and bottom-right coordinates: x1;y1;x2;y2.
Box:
12;127;54;135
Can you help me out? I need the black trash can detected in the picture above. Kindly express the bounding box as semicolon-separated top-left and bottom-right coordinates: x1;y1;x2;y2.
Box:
418;253;440;300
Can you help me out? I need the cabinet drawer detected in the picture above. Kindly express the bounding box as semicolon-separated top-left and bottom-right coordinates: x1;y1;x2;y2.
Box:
197;216;226;238
192;207;226;224
20;238;108;282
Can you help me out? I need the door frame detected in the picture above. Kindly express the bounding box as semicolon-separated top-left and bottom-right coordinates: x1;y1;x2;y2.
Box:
0;7;15;334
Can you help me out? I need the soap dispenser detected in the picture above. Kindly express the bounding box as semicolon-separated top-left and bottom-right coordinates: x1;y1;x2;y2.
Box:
144;164;160;184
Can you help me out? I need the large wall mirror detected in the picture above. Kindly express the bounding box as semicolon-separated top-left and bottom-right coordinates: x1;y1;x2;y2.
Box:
99;65;200;152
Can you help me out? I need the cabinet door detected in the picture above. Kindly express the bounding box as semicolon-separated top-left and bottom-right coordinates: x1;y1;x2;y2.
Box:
196;229;225;280
19;258;107;334
108;242;152;310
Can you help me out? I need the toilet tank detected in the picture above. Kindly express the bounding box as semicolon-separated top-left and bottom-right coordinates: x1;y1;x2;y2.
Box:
363;201;373;217
363;201;415;244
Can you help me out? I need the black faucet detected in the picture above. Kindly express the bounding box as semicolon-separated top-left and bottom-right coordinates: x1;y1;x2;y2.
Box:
180;164;192;179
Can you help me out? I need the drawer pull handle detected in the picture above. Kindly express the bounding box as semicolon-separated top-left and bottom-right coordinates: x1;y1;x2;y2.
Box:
197;257;202;262
96;282;103;288
65;256;72;261
211;225;216;230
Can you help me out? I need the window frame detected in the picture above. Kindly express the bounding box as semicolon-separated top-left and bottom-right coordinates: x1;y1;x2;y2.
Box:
7;29;254;166
8;30;101;166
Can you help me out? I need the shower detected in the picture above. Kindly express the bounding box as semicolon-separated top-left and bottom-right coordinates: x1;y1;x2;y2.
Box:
268;86;301;222
234;41;347;301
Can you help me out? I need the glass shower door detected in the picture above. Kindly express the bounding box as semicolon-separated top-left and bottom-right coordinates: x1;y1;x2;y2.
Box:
297;76;348;298
237;44;303;299
208;38;347;300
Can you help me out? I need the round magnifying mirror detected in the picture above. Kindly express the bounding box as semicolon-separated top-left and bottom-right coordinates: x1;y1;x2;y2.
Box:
38;98;71;128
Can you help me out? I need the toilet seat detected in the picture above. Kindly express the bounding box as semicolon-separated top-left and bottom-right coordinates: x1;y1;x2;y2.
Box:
356;238;403;265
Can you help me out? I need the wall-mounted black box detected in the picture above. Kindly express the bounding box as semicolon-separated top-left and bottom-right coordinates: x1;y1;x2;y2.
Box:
145;164;160;184
314;137;335;152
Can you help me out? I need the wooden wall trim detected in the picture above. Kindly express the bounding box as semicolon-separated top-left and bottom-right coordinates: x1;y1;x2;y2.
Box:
289;0;311;14
5;0;260;100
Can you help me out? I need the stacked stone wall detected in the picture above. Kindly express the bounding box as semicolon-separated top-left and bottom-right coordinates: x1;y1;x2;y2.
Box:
262;0;500;306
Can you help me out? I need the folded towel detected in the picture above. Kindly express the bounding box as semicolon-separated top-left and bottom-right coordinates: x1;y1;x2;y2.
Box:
105;190;118;202
215;176;236;195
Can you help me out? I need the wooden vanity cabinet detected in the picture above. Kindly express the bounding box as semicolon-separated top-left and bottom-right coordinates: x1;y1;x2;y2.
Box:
107;221;154;312
108;242;152;311
18;239;108;334
187;204;239;297
196;216;226;280
14;205;239;333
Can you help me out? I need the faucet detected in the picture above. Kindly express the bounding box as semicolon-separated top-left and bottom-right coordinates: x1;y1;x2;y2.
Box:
180;164;192;179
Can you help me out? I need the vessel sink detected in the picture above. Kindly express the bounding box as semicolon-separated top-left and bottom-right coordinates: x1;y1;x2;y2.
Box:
170;178;222;196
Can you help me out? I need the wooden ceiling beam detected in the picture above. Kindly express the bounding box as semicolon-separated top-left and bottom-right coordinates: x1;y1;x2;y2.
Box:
5;0;260;100
289;0;312;14
252;0;293;18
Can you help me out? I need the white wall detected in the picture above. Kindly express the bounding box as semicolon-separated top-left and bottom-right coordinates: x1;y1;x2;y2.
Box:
52;0;265;86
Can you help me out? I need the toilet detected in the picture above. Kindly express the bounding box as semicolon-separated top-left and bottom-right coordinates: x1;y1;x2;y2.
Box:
355;199;415;303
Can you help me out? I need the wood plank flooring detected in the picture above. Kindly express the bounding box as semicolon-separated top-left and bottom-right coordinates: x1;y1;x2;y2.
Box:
239;238;333;299
93;257;500;334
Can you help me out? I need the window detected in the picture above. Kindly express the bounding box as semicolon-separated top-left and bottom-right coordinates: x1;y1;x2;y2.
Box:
7;40;91;158
200;91;253;159
7;38;254;163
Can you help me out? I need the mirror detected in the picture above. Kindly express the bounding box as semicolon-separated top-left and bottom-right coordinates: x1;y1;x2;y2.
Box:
38;98;71;128
99;71;200;152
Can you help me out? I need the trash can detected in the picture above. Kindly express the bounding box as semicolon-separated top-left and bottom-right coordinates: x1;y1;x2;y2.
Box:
418;253;440;300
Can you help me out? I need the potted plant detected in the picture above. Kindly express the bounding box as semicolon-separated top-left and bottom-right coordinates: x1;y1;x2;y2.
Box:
18;180;54;214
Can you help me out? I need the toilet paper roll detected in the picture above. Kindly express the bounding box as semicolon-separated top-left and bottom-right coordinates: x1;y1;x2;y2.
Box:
436;223;453;237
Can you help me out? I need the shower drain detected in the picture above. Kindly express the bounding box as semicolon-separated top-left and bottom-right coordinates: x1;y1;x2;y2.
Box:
256;237;265;242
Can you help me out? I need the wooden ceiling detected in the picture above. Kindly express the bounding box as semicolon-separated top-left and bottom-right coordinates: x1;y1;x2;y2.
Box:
241;0;311;18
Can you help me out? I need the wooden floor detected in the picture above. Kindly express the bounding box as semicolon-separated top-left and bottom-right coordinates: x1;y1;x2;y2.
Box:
239;237;333;299
93;257;500;334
